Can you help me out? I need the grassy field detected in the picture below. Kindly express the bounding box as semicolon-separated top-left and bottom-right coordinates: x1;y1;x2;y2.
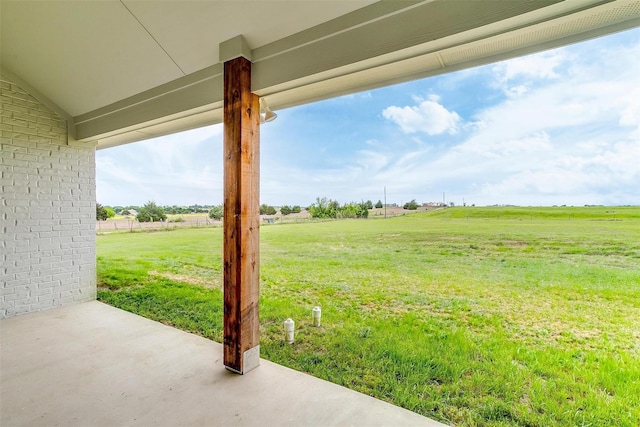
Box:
97;206;640;426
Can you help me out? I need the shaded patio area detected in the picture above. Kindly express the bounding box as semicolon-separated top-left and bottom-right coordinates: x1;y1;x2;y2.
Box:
1;301;445;426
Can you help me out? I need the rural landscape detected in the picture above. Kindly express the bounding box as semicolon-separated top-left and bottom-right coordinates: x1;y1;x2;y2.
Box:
96;205;640;426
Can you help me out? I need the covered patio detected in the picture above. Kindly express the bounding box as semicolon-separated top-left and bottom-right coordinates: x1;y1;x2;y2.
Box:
1;301;444;426
2;0;639;425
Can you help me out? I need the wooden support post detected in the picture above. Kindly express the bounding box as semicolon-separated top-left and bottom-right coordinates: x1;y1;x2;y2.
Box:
223;56;260;374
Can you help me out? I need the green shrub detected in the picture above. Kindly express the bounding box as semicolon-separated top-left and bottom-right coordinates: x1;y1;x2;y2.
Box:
96;203;109;221
280;205;292;215
403;199;419;210
260;204;277;215
136;201;167;222
208;205;223;220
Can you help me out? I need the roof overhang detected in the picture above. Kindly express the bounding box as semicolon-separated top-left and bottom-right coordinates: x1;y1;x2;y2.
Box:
2;0;639;149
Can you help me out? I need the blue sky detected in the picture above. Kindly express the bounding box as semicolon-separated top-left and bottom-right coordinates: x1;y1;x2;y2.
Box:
97;29;639;208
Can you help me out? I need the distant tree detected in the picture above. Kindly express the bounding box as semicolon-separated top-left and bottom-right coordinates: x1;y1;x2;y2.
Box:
280;205;292;216
137;201;167;222
403;199;419;210
345;202;369;218
137;210;150;222
308;197;340;218
260;204;277;215
358;202;369;218
337;202;358;219
189;204;208;213
291;205;302;213
208;205;223;220
96;203;108;221
104;207;115;219
308;198;368;219
375;200;383;209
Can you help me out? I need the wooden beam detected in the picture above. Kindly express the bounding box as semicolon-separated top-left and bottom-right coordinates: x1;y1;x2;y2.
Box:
223;56;260;374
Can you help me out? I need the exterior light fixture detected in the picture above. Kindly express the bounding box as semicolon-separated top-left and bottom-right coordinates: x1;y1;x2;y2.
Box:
259;98;277;123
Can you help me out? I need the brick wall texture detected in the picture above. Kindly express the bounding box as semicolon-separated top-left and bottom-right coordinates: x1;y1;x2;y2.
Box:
1;74;96;318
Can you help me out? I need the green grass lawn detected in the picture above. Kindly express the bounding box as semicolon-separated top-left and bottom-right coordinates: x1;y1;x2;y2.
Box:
97;206;640;426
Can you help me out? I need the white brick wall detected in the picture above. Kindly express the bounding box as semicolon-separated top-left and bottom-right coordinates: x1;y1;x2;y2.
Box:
1;75;96;318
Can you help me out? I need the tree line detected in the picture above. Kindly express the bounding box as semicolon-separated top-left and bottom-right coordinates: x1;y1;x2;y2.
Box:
98;197;428;223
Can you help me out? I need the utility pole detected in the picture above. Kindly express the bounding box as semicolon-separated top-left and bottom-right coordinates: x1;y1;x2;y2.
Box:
384;186;387;219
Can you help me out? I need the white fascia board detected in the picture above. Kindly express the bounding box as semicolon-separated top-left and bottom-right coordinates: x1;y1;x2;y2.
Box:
94;106;222;150
76;64;222;142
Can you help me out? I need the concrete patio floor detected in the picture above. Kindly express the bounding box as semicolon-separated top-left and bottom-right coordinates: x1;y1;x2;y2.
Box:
1;301;447;426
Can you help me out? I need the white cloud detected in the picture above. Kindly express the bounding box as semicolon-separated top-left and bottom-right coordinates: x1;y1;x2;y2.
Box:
496;50;565;82
478;138;640;204
492;50;566;98
505;84;528;98
619;101;640;127
382;95;461;135
468;132;553;159
618;86;640;139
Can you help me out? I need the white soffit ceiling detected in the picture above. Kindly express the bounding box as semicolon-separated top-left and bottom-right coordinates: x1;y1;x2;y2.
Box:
121;0;377;76
1;1;184;116
0;0;375;116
